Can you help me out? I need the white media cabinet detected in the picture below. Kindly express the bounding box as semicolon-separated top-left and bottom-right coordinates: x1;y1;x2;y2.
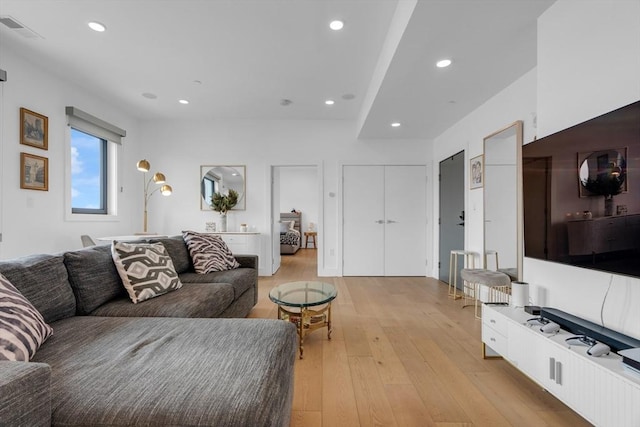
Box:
482;304;640;426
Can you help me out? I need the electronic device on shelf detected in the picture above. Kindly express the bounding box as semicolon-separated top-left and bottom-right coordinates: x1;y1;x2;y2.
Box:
542;307;640;353
566;335;598;346
587;342;611;357
540;321;560;334
524;305;541;315
565;335;611;357
618;348;640;375
526;316;560;334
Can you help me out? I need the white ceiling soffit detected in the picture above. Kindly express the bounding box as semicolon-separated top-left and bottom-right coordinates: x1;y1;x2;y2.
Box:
0;0;555;140
358;0;556;140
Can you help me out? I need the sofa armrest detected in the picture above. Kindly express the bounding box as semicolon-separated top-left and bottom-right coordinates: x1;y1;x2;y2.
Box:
234;255;258;270
0;361;51;426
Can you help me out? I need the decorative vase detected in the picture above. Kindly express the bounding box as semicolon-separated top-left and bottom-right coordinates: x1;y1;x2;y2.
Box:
219;212;227;232
604;196;614;217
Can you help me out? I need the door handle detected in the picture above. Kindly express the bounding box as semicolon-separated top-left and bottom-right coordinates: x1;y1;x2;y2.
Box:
375;220;385;224
386;220;398;224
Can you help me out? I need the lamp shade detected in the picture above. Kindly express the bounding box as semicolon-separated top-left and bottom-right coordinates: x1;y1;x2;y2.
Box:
137;159;150;172
160;184;172;196
153;172;166;184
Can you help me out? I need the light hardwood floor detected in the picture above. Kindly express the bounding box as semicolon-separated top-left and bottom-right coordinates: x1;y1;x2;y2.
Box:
249;249;592;427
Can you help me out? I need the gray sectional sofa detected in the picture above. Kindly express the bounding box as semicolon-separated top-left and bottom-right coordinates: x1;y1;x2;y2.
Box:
0;236;297;426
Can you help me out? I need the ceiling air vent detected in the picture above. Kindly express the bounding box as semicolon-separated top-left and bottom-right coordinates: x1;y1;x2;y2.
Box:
0;16;43;39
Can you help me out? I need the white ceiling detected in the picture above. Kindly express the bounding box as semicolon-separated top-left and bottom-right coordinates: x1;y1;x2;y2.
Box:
0;0;555;139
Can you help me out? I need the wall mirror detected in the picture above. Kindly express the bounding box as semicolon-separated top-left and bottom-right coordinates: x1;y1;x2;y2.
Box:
200;165;246;211
483;121;523;281
578;148;627;197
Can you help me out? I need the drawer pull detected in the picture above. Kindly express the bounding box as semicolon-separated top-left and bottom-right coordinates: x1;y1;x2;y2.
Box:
490;319;496;323
490;337;496;342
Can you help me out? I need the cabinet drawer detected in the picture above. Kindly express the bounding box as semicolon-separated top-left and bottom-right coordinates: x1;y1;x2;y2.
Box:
482;323;507;356
223;235;248;245
482;306;508;336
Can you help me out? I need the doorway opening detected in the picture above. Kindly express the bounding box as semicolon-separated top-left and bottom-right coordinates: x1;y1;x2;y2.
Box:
271;165;319;275
438;151;465;285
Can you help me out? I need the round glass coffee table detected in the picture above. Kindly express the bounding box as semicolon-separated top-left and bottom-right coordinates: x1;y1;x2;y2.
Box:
269;281;337;359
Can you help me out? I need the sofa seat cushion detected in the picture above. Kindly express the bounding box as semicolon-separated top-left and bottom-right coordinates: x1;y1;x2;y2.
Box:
64;245;126;315
33;316;297;427
0;254;76;323
89;283;234;318
180;268;256;300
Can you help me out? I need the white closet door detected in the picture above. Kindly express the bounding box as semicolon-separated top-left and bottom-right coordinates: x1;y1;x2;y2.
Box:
343;166;385;276
385;165;426;276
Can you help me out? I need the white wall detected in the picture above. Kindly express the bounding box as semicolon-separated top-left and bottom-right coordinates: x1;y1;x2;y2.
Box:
524;0;640;339
279;166;318;235
0;45;141;258
0;42;432;277
137;118;430;276
431;68;538;277
537;0;640;137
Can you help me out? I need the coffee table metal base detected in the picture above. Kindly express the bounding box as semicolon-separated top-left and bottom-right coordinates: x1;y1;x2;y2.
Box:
277;303;332;359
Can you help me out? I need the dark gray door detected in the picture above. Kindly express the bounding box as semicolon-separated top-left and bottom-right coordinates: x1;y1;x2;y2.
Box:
438;151;465;284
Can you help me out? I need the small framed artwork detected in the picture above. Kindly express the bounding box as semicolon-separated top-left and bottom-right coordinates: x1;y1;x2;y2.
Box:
470;154;484;189
20;107;48;150
20;152;49;191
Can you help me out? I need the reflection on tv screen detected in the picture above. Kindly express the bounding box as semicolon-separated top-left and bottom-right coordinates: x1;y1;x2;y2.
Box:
522;100;640;278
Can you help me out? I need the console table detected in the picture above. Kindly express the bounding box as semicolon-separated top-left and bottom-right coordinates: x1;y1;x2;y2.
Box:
207;232;260;256
482;304;640;426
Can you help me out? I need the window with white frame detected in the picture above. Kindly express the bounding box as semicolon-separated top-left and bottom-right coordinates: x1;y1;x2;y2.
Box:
71;128;108;214
66;107;125;216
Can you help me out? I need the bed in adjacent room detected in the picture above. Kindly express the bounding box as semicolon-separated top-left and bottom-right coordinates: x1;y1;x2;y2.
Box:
280;212;301;254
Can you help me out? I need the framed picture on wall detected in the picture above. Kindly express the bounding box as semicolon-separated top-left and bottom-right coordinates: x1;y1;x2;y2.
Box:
470;154;484;189
20;107;48;150
20;152;49;191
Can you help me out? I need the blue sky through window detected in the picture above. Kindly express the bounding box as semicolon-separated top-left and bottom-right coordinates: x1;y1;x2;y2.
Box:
71;128;103;210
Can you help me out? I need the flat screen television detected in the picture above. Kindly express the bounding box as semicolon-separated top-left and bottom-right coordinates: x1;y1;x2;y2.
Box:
522;100;640;278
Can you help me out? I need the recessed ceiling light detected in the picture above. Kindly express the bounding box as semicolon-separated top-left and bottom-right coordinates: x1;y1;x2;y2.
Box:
391;122;401;128
325;100;335;105
88;21;106;32
436;59;452;68
178;99;189;105
329;20;344;31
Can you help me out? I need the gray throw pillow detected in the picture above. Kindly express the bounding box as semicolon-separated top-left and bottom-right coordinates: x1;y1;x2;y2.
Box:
111;241;183;304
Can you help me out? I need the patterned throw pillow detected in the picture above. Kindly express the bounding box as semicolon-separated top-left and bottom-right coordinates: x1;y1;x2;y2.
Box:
111;241;183;304
182;230;241;274
0;273;53;361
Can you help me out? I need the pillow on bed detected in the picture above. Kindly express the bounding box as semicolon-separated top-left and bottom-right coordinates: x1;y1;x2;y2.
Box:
279;221;293;233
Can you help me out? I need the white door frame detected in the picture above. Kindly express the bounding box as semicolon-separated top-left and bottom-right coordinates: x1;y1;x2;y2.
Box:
268;163;323;276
